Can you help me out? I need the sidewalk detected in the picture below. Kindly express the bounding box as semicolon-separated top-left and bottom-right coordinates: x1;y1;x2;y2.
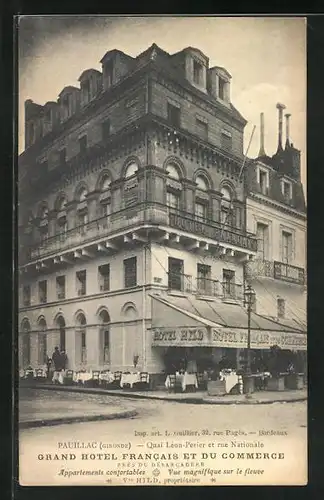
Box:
22;382;307;405
19;392;138;429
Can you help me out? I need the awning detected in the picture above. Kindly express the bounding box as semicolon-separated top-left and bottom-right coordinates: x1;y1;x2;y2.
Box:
150;293;307;351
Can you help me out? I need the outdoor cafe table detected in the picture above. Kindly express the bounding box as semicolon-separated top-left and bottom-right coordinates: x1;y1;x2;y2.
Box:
120;372;141;389
99;372;115;384
165;372;198;392
73;371;93;385
219;370;239;394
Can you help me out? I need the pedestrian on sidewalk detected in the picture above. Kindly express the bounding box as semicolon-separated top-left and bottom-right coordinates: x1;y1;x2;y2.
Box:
52;346;63;384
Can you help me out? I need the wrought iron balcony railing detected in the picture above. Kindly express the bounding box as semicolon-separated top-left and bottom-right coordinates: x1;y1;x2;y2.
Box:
196;277;220;297
245;258;305;286
21;202;257;264
221;282;243;301
168;272;192;293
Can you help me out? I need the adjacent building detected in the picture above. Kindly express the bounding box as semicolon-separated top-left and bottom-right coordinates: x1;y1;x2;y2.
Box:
18;44;306;386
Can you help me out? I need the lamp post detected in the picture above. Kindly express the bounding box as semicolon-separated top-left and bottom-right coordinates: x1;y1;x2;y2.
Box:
244;284;256;396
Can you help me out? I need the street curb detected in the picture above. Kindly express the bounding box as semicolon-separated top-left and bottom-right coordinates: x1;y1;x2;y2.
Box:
21;383;307;405
19;409;138;429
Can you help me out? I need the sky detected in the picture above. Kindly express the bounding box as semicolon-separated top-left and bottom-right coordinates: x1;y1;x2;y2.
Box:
18;16;306;188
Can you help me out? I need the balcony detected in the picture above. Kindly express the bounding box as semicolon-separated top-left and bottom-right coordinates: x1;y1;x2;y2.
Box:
221;282;243;301
22;202;257;267
196;277;220;297
245;259;305;285
168;272;192;293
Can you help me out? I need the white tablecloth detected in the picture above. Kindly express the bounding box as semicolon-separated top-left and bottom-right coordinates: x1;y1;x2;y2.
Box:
73;371;93;384
219;371;239;393
99;372;115;384
52;371;65;384
120;373;141;388
165;372;198;392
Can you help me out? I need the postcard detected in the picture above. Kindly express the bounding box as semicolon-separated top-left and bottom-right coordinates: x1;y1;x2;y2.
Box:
17;15;307;486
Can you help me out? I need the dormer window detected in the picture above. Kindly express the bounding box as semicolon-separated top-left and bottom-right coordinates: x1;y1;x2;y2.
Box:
257;166;270;195
281;180;292;201
62;94;71;119
219;77;226;100
193;59;203;85
105;60;114;88
82;79;91;103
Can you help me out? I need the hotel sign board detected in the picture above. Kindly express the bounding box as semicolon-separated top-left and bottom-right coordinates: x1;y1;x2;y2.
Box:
151;327;307;351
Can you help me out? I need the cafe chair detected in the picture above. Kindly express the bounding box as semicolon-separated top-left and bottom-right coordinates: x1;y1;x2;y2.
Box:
91;370;100;387
35;368;46;382
134;371;149;391
168;374;176;393
64;369;74;386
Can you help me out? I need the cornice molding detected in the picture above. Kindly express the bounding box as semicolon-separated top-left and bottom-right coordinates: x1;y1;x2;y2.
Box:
248;192;306;220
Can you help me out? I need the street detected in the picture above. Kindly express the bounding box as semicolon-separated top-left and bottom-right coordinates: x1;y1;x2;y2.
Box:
19;389;307;486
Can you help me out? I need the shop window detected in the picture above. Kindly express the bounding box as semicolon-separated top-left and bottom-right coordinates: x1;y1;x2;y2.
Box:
168;257;185;291
167;103;180;128
56;275;66;300
124;257;137;288
76;270;87;296
277;298;285;319
99;264;110;291
23;285;31;307
38;280;47;304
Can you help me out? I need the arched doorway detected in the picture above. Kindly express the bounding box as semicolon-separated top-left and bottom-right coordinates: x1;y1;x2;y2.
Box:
37;317;47;365
76;312;87;365
98;309;110;365
56;315;66;352
21;319;31;367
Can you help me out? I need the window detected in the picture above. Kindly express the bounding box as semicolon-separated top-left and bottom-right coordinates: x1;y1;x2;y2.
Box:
196;118;208;140
76;270;87;296
124;162;138;179
221;131;232;151
193;60;203;85
78;211;88;232
57;316;66;351
195;202;206;220
79;135;87;155
81;331;87;363
38;319;47;365
124;257;137;288
258;169;268;195
282;180;292;201
99;264;110;291
197;264;211;295
196;175;208;191
222;269;236;299
220;186;233;226
167;191;179;210
168;257;184;291
23;285;31;307
38;280;47;304
59;148;66;165
103;329;110;363
62;94;71;119
56;275;66;300
105;61;114;87
167;103;180;128
256;223;269;260
219;77;226;100
102;119;111;140
282;231;293;264
82;79;91;103
277;298;285;319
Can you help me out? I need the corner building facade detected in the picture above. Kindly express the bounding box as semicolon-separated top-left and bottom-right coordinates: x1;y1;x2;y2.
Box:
19;44;305;383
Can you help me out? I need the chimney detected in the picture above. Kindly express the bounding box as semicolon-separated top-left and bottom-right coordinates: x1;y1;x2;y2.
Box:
276;103;286;153
285;113;291;148
258;112;266;157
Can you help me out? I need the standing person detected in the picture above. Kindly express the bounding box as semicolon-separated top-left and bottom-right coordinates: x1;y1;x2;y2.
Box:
52;346;62;371
46;356;53;381
60;349;68;370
